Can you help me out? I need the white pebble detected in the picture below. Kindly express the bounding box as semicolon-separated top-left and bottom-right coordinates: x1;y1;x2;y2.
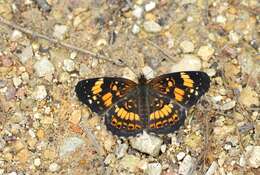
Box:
10;30;23;41
180;40;195;53
132;24;141;34
205;161;218;175
160;144;167;153
132;5;144;19
34;58;55;77
49;163;60;172
171;54;201;72
12;77;22;88
53;25;68;40
145;163;162;175
63;59;75;72
7;172;17;175
216;15;227;24
143;20;162;33
144;1;156;12
177;152;186;161
228;31;240;44
17;45;33;64
197;45;215;61
32;85;47;101
34;158;41;167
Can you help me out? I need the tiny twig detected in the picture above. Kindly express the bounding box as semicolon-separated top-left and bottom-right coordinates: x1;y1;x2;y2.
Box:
0;16;123;66
203;0;209;24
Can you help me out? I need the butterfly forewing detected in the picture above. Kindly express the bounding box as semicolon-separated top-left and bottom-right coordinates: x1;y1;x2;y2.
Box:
148;71;210;108
75;77;137;114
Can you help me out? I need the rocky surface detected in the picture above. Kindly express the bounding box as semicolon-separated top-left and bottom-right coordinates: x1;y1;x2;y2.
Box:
0;0;259;174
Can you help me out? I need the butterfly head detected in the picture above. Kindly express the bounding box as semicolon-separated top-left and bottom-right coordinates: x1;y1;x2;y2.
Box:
138;74;147;85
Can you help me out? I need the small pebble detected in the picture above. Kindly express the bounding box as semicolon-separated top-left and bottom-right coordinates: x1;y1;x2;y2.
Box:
34;58;55;77
228;31;240;44
69;110;82;125
5;86;16;100
10;30;23;41
115;143;128;159
130;132;163;156
21;72;29;82
132;5;143;19
240;146;260;168
12;77;22;88
53;24;68;40
216;15;227;24
16;45;33;64
145;162;162;175
119;155;140;172
197;45;215;61
178;155;195;175
205;161;218;175
144;1;156;12
143;21;162;33
49;162;60;172
32;85;47;101
177;152;186;161
2;56;13;67
132;24;141;34
63;59;75;72
160;144;166;153
59;137;85;157
220;101;236;111
104;153;116;165
0;80;6;88
238;87;259;107
0;138;6;151
79;64;90;77
180;40;195;53
171;54;201;72
7;172;17;175
34;158;41;167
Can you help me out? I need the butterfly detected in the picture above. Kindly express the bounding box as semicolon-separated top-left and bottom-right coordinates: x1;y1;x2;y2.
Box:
75;71;210;137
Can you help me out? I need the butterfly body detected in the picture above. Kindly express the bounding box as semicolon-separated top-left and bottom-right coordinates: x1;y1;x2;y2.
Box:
75;71;210;137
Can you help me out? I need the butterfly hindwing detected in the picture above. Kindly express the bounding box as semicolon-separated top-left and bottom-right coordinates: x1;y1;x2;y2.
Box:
75;77;137;114
105;92;145;137
148;71;210;108
147;90;186;134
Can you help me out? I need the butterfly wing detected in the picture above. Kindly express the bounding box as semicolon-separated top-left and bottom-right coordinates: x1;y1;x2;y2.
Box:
105;91;145;137
148;71;210;108
75;77;137;114
146;90;186;134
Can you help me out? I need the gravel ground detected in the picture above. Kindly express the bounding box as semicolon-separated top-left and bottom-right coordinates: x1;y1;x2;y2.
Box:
0;0;259;175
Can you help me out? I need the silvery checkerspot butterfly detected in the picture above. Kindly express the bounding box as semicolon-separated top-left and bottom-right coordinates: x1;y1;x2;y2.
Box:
75;72;210;137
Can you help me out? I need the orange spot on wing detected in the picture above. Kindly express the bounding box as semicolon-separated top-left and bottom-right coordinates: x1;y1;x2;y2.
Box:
183;81;193;88
154;111;160;119
150;113;155;120
161;106;169;116
135;114;140;121
175;93;183;102
102;92;112;101
158;110;164;118
164;105;172;113
121;109;128;119
174;88;185;96
112;85;118;91
129;112;135;121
